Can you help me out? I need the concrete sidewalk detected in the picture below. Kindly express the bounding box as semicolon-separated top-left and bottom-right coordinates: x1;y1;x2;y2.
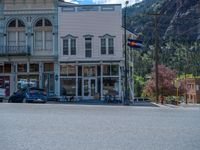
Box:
46;99;159;107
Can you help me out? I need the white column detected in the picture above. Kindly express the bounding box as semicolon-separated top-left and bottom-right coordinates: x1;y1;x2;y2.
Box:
53;33;55;55
76;63;78;99
100;62;103;100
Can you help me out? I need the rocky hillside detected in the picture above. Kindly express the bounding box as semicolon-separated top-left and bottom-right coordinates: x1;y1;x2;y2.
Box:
124;0;200;41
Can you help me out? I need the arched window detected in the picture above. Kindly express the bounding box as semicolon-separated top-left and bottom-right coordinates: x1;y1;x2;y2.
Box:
34;18;53;51
7;19;25;46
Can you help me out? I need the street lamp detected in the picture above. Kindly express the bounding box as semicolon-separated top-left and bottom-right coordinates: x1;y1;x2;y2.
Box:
124;0;129;105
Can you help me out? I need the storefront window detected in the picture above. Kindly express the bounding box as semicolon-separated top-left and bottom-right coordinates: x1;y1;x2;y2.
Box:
111;65;119;76
18;64;27;72
0;64;11;73
103;77;119;96
60;78;76;96
30;64;39;72
68;65;76;76
103;65;110;76
0;65;3;73
83;66;96;77
60;64;76;76
44;63;54;72
103;64;119;76
17;75;39;89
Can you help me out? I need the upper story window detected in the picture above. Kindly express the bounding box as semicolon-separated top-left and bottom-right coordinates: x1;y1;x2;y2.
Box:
100;34;115;55
84;35;93;58
7;19;25;46
62;34;77;56
34;18;53;51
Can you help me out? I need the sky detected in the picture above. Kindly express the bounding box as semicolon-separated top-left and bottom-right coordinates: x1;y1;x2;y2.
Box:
64;0;143;7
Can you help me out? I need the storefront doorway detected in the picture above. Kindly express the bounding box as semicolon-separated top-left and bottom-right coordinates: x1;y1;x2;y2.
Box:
43;73;54;96
83;78;96;99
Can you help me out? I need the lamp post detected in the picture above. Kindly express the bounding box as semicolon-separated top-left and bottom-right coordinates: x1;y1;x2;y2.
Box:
124;0;129;105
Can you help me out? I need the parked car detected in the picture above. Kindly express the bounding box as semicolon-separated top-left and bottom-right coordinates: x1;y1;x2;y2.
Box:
9;88;47;103
0;88;6;102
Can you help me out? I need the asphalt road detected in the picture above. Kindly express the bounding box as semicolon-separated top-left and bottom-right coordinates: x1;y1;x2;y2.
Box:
0;103;200;150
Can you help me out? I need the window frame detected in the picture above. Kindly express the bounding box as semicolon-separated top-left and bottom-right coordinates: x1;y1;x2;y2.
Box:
99;34;115;55
62;34;77;56
85;37;92;58
34;18;53;51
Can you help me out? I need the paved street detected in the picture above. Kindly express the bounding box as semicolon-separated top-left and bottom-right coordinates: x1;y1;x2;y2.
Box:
0;103;200;150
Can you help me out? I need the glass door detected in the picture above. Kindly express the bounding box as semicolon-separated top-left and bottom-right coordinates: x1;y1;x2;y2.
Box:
43;73;54;96
83;78;96;99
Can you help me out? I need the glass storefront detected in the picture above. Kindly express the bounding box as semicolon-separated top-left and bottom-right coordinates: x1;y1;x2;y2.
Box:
59;63;120;99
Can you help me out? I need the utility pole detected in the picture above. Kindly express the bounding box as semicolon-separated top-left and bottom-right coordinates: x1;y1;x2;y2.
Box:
124;0;129;105
146;13;161;103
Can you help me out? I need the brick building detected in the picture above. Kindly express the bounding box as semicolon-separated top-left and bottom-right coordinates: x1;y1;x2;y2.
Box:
186;78;200;103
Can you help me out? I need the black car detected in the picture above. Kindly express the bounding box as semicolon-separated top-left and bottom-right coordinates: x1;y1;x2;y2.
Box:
9;88;47;103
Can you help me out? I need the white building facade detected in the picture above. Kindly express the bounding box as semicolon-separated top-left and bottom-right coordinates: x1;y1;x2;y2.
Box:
58;2;123;100
0;0;124;101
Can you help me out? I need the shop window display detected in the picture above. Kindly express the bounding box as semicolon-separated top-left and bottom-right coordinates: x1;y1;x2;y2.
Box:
83;66;96;77
0;63;11;73
103;78;119;96
18;64;27;72
17;75;39;89
44;63;54;72
30;64;39;72
60;64;76;76
60;78;76;96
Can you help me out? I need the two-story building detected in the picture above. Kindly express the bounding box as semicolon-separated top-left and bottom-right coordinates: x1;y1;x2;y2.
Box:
0;0;59;96
58;2;123;100
0;0;124;101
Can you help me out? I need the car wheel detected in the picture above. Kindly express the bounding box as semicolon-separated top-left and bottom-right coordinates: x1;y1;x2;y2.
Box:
23;98;27;103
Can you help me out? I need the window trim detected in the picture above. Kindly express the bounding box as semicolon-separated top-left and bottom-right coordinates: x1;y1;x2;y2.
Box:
34;18;53;51
85;36;92;58
99;34;115;55
61;34;78;56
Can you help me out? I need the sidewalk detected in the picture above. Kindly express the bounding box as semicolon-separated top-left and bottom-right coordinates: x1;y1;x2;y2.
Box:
152;102;200;108
47;99;159;107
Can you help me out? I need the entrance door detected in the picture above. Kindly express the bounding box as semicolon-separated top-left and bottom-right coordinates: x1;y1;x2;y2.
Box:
43;73;54;96
83;78;96;99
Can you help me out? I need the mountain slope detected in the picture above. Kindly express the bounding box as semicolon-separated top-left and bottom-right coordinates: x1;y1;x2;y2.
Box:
124;0;200;41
